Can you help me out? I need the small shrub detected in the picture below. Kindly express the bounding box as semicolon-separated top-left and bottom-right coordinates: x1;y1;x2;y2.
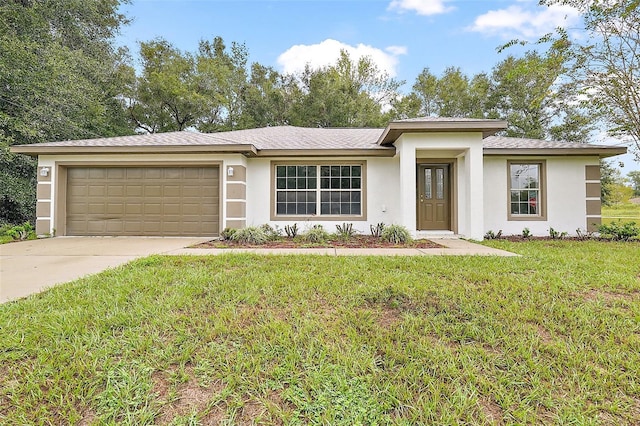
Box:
303;225;330;243
522;227;532;239
260;224;281;241
231;226;268;245
370;222;385;238
549;228;567;240
575;228;593;241
335;222;355;240
598;220;639;241
484;230;502;240
381;224;412;244
284;223;298;238
220;227;236;241
3;222;35;241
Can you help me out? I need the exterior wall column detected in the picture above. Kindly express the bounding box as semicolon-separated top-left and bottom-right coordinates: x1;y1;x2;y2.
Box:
225;163;247;229
35;164;53;236
585;164;602;232
396;139;417;232
465;144;484;240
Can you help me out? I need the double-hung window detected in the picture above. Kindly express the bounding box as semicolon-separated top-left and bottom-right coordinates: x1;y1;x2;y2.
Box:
274;163;364;218
508;161;546;220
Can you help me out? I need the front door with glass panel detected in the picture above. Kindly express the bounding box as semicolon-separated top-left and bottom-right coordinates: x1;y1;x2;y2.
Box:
417;164;450;230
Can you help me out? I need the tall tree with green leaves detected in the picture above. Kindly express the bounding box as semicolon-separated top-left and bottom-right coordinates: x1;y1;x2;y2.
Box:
538;1;640;158
0;0;132;224
196;37;250;132
127;39;202;133
291;51;403;128
627;170;640;196
239;63;301;129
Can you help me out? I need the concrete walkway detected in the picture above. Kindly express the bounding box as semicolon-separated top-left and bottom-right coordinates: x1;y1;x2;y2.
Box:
1;236;517;303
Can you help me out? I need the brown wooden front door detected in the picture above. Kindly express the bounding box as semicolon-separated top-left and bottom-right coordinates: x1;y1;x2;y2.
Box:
417;164;450;230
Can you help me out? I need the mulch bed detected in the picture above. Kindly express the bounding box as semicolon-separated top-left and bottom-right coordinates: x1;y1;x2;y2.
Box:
193;235;442;249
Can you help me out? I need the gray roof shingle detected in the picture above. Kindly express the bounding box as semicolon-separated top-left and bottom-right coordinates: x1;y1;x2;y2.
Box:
29;126;388;150
11;124;626;158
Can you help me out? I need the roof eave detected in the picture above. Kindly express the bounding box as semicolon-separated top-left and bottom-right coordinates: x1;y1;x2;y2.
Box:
377;120;509;146
255;148;396;157
9;144;259;157
483;147;627;157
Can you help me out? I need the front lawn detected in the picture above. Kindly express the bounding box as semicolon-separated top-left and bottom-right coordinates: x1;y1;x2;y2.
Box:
602;202;640;225
1;241;639;424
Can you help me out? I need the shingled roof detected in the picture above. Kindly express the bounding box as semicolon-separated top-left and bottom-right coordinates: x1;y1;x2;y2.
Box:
10;123;626;158
483;135;626;157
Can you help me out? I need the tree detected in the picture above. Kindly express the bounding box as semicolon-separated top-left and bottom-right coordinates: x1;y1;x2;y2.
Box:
539;1;640;158
196;37;250;132
239;63;301;129
291;51;403;128
127;39;202;133
0;0;132;224
488;48;593;141
407;67;491;118
627;170;640;196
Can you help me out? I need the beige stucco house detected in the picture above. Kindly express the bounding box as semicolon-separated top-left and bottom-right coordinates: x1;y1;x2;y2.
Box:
11;117;626;240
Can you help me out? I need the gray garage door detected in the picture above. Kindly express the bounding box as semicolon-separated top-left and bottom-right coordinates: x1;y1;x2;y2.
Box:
66;167;219;236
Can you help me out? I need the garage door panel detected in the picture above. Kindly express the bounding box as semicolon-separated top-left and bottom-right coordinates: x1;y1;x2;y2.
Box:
106;204;124;215
126;186;143;196
67;166;219;236
105;221;124;233
145;169;162;179
87;221;106;233
88;169;107;179
88;203;105;214
145;186;162;197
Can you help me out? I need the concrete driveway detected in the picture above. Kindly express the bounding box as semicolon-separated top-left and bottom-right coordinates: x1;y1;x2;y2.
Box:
0;237;211;303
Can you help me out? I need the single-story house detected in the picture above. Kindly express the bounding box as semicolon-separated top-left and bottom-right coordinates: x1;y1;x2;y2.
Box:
11;117;626;240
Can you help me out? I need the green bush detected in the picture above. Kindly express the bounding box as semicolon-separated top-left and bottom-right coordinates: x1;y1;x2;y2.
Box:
303;225;330;243
284;223;298;238
381;224;412;244
549;228;567;239
220;227;237;241
598;220;639;241
0;143;37;225
260;224;282;241
1;222;35;241
370;222;385;238
484;230;502;240
335;222;355;240
231;227;268;245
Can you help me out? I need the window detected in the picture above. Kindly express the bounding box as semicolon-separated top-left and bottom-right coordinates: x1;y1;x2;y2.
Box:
274;163;364;218
508;161;546;220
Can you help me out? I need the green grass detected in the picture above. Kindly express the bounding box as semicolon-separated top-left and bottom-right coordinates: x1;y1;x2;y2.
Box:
602;203;640;225
1;241;639;425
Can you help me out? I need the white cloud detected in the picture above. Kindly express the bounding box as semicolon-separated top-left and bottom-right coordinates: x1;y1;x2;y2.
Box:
277;39;407;77
468;4;581;40
387;0;454;16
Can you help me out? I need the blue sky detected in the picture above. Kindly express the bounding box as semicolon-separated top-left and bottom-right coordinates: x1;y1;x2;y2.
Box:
116;0;638;173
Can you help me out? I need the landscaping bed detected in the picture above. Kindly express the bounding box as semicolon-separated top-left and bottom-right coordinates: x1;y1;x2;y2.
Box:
193;235;442;249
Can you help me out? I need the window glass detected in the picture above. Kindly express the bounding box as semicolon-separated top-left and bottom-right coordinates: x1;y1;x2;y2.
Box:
275;164;362;216
509;163;542;217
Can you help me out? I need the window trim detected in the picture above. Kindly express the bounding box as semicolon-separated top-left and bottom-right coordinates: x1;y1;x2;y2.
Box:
270;160;367;221
507;160;547;221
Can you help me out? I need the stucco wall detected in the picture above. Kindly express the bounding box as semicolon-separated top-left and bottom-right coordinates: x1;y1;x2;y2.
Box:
483;156;600;236
245;156;401;234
